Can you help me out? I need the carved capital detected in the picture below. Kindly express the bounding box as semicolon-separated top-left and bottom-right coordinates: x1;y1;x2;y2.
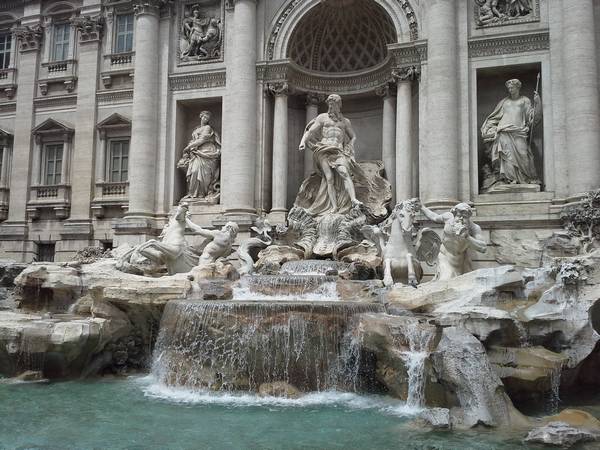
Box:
225;0;258;11
12;24;44;53
392;65;420;82
133;0;171;17
71;15;104;43
375;83;396;98
267;82;290;97
305;93;326;106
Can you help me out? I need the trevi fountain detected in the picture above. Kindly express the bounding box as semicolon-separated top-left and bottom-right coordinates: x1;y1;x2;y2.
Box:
1;0;600;449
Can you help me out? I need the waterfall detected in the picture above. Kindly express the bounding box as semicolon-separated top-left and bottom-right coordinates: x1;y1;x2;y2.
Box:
233;275;339;301
546;366;562;414
152;300;383;393
513;319;530;347
281;260;350;275
397;320;435;409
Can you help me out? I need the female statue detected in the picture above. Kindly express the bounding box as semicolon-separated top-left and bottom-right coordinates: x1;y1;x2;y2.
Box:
178;111;221;200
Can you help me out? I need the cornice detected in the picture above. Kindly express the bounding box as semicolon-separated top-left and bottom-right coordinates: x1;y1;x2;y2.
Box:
168;70;226;91
468;31;550;58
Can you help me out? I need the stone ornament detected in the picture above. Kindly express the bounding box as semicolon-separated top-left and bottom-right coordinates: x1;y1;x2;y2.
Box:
480;78;542;192
561;189;600;254
237;217;273;276
177;110;221;202
475;0;539;28
179;2;223;62
376;199;441;287
133;0;172;16
12;24;44;52
296;94;389;219
420;202;487;281
70;15;104;43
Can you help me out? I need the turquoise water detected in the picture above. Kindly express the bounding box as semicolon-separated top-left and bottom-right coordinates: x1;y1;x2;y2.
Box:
0;377;552;449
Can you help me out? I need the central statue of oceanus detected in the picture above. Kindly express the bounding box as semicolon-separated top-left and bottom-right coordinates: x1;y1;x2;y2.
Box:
295;94;389;220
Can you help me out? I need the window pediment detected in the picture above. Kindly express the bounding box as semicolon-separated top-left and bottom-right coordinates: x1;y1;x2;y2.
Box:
0;127;12;146
32;118;74;143
97;113;131;138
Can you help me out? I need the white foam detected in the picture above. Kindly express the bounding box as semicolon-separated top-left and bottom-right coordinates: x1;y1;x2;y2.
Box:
232;282;340;302
137;376;422;416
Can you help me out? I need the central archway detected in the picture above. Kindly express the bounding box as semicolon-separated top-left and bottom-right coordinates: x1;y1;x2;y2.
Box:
287;0;397;73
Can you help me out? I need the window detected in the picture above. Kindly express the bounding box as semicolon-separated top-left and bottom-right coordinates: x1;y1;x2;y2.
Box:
37;243;55;262
44;143;63;185
52;23;70;61
0;33;11;69
109;140;129;182
115;14;134;53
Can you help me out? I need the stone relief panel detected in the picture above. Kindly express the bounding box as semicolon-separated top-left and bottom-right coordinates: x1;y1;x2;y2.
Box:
474;0;539;28
178;1;223;64
476;64;544;194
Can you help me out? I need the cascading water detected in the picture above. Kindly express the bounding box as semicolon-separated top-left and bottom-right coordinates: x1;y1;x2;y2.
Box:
233;275;339;301
396;320;435;409
152;300;384;393
280;260;350;275
545;365;562;414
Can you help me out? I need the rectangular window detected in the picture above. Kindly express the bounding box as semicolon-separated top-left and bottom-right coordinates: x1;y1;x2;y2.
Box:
0;33;11;69
44;143;63;185
109;140;129;182
37;243;55;262
52;23;70;61
115;14;134;53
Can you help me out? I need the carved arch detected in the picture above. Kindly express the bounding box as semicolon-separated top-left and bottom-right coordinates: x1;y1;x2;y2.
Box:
43;1;78;16
265;0;419;61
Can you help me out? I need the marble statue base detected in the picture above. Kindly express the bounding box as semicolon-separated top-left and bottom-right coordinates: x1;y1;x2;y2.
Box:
485;183;541;194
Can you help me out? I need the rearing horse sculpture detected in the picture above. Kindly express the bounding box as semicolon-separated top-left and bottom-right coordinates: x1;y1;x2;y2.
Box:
379;199;441;287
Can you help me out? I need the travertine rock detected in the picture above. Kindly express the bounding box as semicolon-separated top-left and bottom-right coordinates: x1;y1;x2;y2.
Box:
525;422;598;447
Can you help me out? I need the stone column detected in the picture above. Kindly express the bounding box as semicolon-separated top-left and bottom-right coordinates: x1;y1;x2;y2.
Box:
563;0;600;195
304;94;321;178
422;0;459;207
66;14;103;226
125;0;163;218
221;0;258;217
393;67;419;202
376;83;397;203
0;23;43;260
268;83;289;223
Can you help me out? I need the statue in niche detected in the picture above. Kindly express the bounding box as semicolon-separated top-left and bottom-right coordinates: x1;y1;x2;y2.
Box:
476;0;533;26
180;5;222;61
480;78;542;191
177;110;221;202
296;94;382;217
420;202;487;281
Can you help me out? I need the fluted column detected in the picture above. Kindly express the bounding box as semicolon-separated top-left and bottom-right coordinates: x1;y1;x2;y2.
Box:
68;14;103;221
376;83;397;203
7;25;43;224
304;94;321;178
222;0;258;216
126;0;162;217
269;83;289;221
393;67;419;203
423;0;459;206
563;0;600;195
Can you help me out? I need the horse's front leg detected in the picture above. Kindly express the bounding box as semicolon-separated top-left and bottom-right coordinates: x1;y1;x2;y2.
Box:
383;258;394;287
406;253;418;288
137;240;165;264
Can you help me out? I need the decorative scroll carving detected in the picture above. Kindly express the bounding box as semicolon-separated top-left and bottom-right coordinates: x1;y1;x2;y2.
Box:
71;15;104;42
374;83;396;98
392;65;420;82
468;32;549;58
179;1;223;63
12;24;43;52
133;0;172;16
474;0;539;28
267;82;290;97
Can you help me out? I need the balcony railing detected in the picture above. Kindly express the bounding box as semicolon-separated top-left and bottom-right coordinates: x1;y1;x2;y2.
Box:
27;184;71;220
